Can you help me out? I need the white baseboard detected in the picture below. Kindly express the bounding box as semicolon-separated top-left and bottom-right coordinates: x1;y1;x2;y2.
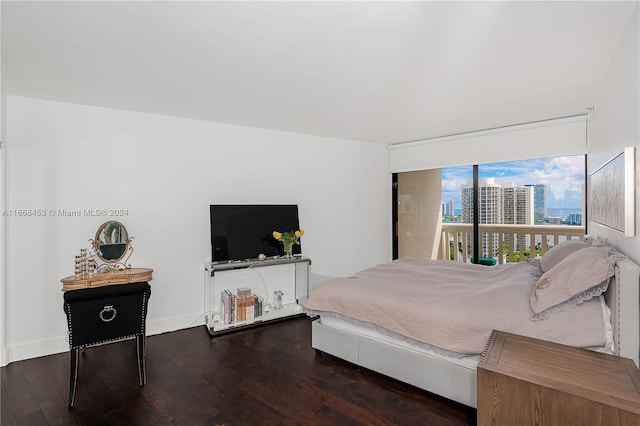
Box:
5;335;69;365
146;311;205;336
2;311;205;365
0;347;9;367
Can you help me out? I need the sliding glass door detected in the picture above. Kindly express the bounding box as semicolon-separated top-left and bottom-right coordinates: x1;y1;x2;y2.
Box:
393;155;586;263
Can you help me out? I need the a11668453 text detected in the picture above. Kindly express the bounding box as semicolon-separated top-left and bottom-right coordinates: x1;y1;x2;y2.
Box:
1;208;129;217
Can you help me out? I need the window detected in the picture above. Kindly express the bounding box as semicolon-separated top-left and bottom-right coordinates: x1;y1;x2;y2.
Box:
394;155;586;263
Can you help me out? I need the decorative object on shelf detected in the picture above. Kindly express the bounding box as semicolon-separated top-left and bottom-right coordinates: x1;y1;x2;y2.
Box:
87;257;96;277
75;255;84;278
273;290;284;309
258;253;266;261
74;248;95;278
272;229;304;258
89;221;134;272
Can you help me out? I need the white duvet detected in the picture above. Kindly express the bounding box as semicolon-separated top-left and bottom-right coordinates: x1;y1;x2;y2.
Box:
304;259;609;355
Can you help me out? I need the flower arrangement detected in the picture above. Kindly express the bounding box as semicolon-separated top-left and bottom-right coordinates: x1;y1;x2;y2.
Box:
272;229;304;258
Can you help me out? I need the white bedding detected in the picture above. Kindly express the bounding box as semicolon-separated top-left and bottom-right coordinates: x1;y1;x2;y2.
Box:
305;259;611;356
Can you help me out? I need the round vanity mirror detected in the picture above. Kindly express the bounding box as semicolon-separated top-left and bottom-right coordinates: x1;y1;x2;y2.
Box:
93;221;129;262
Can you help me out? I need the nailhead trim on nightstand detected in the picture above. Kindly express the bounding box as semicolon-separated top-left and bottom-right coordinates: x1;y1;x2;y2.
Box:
66;293;148;350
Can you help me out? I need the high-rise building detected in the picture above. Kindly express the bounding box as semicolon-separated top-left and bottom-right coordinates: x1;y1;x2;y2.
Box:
504;183;535;250
462;178;502;258
461;178;503;224
567;212;582;225
525;184;547;220
503;183;534;225
442;200;455;216
462;179;536;257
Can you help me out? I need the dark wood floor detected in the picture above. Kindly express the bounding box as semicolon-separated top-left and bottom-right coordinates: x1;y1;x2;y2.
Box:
1;316;476;425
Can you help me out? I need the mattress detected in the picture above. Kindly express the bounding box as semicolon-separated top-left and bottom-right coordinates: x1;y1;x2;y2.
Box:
314;295;614;368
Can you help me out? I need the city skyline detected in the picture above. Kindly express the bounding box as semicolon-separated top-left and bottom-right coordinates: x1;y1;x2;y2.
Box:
442;156;585;213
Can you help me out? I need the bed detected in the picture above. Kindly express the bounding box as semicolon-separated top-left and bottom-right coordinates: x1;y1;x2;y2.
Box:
304;238;640;408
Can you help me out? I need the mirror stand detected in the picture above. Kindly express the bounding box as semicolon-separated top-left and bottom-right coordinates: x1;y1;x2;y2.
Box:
89;237;134;272
89;220;135;272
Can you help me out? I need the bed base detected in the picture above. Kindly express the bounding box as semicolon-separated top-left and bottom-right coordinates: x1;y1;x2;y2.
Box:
310;257;640;408
312;320;478;407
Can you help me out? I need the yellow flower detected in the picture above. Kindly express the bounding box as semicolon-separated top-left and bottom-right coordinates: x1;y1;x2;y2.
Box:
273;229;305;245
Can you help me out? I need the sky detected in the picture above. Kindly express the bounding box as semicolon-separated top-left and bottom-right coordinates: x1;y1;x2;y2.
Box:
442;155;585;211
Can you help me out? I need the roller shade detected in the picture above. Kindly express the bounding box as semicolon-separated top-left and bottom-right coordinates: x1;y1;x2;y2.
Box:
388;115;587;173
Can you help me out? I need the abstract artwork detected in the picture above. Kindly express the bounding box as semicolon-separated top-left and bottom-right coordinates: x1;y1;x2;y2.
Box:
590;147;635;236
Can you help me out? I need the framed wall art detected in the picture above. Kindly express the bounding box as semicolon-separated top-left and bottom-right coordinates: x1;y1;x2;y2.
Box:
589;147;635;236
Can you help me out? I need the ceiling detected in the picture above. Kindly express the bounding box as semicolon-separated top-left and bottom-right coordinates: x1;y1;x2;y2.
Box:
1;1;636;144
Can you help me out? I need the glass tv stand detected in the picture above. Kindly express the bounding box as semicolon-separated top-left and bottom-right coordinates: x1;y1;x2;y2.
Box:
204;256;311;335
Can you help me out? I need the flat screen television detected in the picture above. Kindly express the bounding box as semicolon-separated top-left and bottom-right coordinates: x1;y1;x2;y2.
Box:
210;204;301;262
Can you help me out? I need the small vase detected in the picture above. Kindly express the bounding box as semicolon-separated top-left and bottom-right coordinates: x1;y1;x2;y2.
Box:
273;291;284;309
283;242;293;258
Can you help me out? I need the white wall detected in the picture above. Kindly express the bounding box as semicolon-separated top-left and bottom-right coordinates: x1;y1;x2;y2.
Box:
2;96;391;365
1;1;7;366
587;4;640;265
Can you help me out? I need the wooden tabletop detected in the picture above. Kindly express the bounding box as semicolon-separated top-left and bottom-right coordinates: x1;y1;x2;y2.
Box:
479;329;640;415
61;267;153;291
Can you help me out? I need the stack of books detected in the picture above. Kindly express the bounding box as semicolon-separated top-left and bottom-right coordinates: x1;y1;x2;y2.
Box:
221;287;264;325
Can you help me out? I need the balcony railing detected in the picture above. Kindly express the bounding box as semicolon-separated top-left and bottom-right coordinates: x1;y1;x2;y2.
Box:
439;223;585;264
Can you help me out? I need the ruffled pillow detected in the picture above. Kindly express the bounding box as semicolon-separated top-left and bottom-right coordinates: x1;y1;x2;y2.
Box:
584;236;609;247
539;239;590;272
530;245;624;320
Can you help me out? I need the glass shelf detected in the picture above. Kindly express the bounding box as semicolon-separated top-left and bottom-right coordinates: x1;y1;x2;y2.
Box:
205;255;311;273
207;303;304;334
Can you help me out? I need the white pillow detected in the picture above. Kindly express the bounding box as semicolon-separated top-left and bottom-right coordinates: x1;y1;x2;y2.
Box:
584;236;609;247
530;246;622;319
539;239;590;272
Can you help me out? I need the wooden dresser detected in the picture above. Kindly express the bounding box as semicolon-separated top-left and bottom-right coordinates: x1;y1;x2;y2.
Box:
477;330;640;426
